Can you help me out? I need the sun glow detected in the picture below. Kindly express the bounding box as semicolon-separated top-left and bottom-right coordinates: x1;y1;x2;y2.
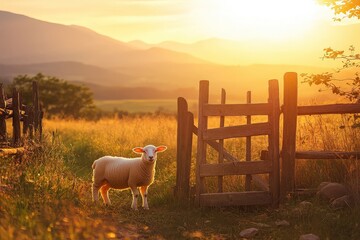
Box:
191;0;325;41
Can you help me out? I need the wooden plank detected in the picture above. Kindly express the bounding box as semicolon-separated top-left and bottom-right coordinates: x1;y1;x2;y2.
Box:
176;97;189;199
297;104;360;115
268;79;280;207
245;91;252;191
33;81;40;140
218;89;226;193
196;80;209;206
203;122;270;140
0;84;7;142
281;72;298;200
200;191;272;206
296;151;360;160
203;103;269;116
12;88;21;147
200;160;273;177
0;147;25;156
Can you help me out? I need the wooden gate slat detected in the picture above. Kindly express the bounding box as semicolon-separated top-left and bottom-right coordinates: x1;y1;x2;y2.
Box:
203;103;269;116
200;161;273;177
203;122;270;140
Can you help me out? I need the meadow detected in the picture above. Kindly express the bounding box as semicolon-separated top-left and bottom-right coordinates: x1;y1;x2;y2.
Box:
0;114;359;239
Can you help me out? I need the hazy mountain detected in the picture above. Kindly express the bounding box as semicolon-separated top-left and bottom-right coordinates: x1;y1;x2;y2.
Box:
0;11;208;67
0;10;341;102
128;22;360;67
0;61;135;86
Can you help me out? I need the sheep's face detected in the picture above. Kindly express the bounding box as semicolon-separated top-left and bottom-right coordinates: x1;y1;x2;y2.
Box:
133;145;167;163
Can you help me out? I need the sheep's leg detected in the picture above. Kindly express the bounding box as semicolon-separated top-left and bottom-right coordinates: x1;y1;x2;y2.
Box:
100;183;111;205
130;186;139;210
140;186;149;210
92;182;101;202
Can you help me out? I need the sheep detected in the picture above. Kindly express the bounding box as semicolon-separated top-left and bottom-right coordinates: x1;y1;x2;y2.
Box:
92;145;167;210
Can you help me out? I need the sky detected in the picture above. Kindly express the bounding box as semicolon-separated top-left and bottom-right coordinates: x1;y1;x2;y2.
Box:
0;0;340;44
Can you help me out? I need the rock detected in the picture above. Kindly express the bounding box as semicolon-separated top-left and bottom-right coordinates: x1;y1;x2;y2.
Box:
317;182;331;191
249;222;271;228
275;220;290;227
317;182;348;201
239;228;258;238
299;233;320;240
330;195;352;209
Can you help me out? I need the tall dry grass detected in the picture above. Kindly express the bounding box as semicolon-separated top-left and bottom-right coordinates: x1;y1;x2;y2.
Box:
1;114;359;239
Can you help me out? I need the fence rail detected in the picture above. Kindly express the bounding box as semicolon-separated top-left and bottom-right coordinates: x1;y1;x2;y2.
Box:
0;82;42;152
176;72;360;207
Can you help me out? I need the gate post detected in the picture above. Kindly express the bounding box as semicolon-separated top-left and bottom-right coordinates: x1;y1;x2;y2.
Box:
281;72;298;199
0;84;7;142
176;97;193;200
268;79;280;207
12;88;21;147
196;80;209;206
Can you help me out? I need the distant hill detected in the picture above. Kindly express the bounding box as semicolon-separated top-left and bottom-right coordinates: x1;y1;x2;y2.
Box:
0;10;342;102
0;61;134;86
0;11;208;67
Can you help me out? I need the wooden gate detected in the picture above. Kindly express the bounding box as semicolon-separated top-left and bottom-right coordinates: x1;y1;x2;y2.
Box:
195;80;280;207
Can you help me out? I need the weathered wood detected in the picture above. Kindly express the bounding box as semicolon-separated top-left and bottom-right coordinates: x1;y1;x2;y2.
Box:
281;72;298;200
200;191;272;207
0;84;7;142
217;89;226;193
196;80;209;206
296;151;360;160
203;103;270;116
200;160;273;177
33;81;40;139
12;88;21;147
0;147;25;156
268;79;280;207
203;122;270;140
176;97;190;199
245;91;252;191
297;104;360;115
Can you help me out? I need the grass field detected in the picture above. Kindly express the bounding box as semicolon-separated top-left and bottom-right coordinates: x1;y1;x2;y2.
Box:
0;115;359;239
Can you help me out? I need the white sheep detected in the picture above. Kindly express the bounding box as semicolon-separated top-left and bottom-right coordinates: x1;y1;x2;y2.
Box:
92;145;167;210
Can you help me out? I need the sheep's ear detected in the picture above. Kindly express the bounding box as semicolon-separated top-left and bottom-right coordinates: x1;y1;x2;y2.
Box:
156;146;167;152
132;147;144;154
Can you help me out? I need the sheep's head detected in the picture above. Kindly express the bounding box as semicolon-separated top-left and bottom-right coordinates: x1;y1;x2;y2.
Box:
133;145;167;163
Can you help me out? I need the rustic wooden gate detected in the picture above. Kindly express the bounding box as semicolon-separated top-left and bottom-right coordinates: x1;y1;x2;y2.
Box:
195;80;280;207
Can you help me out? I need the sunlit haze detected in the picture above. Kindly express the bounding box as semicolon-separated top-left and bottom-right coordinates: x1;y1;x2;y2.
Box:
1;0;333;43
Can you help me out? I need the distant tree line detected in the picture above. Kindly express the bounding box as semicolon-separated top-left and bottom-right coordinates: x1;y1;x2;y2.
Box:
9;73;97;119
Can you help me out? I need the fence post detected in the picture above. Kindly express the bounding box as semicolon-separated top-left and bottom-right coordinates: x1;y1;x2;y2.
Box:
176;97;193;200
245;91;252;191
12;88;21;147
0;84;7;143
32;81;40;141
217;89;226;193
196;80;209;206
268;79;280;207
281;72;298;199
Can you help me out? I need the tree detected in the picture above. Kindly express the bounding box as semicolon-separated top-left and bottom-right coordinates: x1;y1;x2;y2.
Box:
10;73;96;118
320;0;360;21
302;1;360;103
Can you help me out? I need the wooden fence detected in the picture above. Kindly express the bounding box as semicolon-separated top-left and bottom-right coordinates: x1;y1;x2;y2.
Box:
0;81;42;155
280;72;360;197
175;72;360;207
176;79;280;207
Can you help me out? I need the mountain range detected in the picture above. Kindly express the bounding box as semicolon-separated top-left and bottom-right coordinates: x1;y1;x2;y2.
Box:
0;10;347;101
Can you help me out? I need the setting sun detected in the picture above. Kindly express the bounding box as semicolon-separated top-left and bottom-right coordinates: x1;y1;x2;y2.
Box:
191;0;325;41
